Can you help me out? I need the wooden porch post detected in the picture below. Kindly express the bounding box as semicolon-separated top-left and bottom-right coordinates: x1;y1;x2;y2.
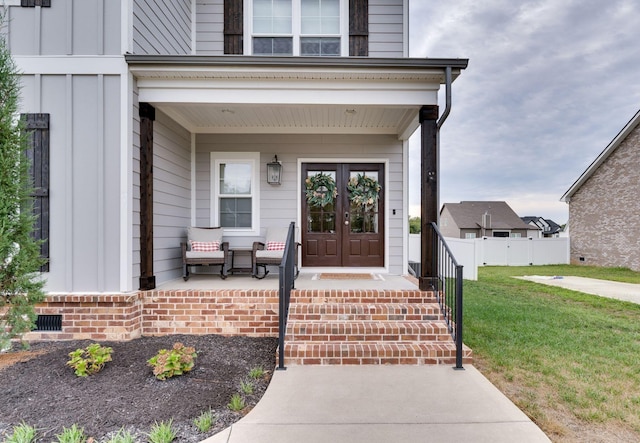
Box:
139;103;156;290
419;105;439;291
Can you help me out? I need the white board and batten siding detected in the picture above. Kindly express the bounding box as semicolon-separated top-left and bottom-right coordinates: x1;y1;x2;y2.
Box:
133;0;192;55
9;0;125;293
195;133;406;275
4;0;121;56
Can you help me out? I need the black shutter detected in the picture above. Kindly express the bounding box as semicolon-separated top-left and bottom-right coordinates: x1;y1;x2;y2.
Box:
224;0;243;54
349;0;368;56
22;113;50;272
21;0;51;7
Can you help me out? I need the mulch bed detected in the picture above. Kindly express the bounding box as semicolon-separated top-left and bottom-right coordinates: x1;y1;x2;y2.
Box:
0;335;278;442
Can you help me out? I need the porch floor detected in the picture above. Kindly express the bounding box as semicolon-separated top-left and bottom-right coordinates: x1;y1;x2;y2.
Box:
156;270;419;291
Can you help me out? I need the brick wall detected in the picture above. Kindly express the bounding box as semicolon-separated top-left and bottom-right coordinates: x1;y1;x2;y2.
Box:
140;290;280;336
26;293;144;341
25;289;281;341
569;124;640;271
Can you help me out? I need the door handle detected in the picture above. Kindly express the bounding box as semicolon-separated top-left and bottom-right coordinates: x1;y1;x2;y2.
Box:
345;212;349;225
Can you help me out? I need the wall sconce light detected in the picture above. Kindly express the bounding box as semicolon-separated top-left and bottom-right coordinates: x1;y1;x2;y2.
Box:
266;155;282;185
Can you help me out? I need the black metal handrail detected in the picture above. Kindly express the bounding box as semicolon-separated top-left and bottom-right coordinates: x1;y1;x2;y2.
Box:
429;222;464;369
277;221;296;370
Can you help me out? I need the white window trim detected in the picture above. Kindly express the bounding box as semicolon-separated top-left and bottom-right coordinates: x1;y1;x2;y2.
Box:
245;0;348;56
210;152;261;236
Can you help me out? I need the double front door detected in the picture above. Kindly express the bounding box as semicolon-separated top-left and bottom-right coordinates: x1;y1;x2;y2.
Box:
302;163;384;267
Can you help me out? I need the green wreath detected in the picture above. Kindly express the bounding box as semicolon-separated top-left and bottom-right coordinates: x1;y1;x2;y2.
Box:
347;174;381;209
305;172;337;208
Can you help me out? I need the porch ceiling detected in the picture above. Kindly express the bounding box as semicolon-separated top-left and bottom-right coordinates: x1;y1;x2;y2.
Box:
127;56;468;140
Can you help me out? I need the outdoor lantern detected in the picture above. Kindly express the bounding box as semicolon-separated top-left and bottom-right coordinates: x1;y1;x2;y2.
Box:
266;155;282;185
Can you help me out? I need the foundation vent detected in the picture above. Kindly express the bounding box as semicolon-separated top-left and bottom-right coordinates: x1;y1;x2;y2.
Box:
35;314;62;331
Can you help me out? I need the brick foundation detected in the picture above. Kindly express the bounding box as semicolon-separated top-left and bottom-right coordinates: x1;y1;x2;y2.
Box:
25;289;281;342
23;288;473;367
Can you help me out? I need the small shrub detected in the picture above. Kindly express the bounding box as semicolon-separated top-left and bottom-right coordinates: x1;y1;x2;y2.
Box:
105;427;138;443
240;380;254;395
5;422;37;443
193;409;217;433
55;424;86;443
147;342;197;380
228;393;245;412
248;366;265;380
66;343;113;377
147;420;176;443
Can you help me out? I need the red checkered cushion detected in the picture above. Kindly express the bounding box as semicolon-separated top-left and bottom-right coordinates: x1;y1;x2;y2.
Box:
266;241;286;251
190;241;220;252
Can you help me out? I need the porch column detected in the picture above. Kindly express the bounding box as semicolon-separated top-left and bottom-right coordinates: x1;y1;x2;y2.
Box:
139;103;156;290
419;105;438;291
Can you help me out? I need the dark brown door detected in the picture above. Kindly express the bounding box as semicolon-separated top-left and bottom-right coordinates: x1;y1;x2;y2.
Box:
302;163;384;267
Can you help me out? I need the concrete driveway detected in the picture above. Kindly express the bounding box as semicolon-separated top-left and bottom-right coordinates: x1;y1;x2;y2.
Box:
517;275;640;304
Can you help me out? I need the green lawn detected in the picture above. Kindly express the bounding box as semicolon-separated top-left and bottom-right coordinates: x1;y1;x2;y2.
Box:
464;265;640;440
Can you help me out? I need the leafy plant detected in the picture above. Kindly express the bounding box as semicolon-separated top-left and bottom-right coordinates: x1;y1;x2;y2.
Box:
0;13;47;351
4;422;37;443
147;420;176;443
248;366;265;380
66;343;113;377
55;424;86;443
105;427;138;443
147;342;197;380
227;393;245;412
240;380;254;395
193;409;217;433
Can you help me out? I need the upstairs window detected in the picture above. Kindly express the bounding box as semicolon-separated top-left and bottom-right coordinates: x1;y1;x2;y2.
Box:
251;0;345;56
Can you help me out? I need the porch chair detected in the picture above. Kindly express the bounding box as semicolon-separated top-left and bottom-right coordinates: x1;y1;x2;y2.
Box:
181;227;229;280
252;227;299;279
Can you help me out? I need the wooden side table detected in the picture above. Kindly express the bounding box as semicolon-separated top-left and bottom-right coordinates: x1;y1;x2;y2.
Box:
229;248;253;274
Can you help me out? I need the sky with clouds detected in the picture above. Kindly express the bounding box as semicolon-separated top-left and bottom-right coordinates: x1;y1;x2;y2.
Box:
407;0;640;225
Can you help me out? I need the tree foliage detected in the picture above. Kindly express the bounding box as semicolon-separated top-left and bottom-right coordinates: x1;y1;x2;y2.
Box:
0;29;46;350
409;216;421;234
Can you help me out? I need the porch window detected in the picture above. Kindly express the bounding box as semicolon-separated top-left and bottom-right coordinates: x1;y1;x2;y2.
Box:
211;152;260;235
251;0;345;56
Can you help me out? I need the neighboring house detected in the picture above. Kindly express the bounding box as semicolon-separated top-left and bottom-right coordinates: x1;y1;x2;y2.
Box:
561;109;640;271
4;0;467;295
440;201;537;239
521;216;562;238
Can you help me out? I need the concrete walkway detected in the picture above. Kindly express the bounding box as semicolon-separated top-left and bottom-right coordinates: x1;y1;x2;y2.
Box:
518;275;640;304
203;365;550;443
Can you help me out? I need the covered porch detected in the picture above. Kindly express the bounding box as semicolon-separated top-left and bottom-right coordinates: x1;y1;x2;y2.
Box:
126;55;467;292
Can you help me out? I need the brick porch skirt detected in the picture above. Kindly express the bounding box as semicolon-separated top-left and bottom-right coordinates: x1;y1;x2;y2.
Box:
25;289;281;342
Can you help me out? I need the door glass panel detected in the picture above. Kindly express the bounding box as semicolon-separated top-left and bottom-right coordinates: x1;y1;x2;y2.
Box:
305;170;337;233
347;171;380;234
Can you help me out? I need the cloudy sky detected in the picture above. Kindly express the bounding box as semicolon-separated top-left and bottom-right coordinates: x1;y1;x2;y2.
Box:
407;0;640;225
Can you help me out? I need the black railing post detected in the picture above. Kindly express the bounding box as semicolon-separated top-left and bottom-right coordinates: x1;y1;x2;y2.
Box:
455;264;464;370
277;221;296;371
429;222;465;369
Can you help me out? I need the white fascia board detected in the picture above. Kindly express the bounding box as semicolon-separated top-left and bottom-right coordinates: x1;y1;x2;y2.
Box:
14;56;125;75
190;125;401;135
137;85;438;107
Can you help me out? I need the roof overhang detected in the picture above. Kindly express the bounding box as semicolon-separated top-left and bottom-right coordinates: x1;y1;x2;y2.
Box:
126;55;468;139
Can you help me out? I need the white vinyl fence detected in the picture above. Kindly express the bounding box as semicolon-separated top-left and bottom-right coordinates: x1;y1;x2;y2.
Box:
409;235;570;281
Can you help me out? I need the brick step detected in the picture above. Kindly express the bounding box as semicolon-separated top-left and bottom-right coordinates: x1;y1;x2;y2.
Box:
282;341;473;365
286;320;451;343
291;289;438;305
287;303;443;322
